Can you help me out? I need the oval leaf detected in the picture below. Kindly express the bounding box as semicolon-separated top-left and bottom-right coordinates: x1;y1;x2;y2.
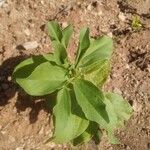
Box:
48;21;62;42
104;93;133;128
75;27;90;66
52;41;68;65
13;54;55;79
72;122;99;146
73;79;109;126
15;62;68;96
53;87;89;143
79;35;113;68
103;93;133;144
84;60;110;87
61;25;73;48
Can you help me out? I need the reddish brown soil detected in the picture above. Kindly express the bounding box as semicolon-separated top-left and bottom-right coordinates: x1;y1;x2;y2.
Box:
0;0;150;150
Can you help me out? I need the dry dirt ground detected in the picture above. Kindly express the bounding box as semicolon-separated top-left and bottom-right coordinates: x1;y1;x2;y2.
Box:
0;0;150;150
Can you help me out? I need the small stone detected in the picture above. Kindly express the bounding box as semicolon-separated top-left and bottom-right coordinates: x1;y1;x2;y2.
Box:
13;107;17;113
133;101;142;112
97;11;103;16
0;0;5;7
147;64;150;72
1;130;6;134
15;147;24;150
87;4;92;11
113;87;122;95
30;24;35;28
22;41;39;50
126;146;131;150
7;76;11;81
24;29;30;36
62;22;68;28
107;32;113;38
125;64;130;69
40;0;44;5
39;127;44;135
118;12;126;22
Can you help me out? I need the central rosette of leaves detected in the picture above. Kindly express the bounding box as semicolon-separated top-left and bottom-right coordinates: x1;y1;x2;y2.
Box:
13;21;132;145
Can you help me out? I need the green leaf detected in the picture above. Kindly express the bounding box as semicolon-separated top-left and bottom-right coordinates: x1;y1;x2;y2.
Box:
75;27;90;66
105;93;132;128
103;93;133;144
43;53;55;62
79;35;113;68
53;87;89;143
48;21;62;42
72;122;99;146
61;25;73;48
84;60;110;87
73;79;109;126
52;41;68;65
14;62;69;96
13;54;55;79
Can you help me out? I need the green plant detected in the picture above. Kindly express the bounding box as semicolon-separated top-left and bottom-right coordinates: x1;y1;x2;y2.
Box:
131;16;142;31
13;21;132;145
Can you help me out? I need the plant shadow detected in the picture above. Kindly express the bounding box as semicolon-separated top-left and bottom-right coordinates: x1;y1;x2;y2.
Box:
0;55;27;106
15;91;56;123
0;55;56;124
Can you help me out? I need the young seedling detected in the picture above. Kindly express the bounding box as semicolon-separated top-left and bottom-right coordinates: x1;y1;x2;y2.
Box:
131;16;142;31
13;21;132;145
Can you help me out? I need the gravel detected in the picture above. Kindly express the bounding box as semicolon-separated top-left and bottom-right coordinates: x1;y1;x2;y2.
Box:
22;41;39;50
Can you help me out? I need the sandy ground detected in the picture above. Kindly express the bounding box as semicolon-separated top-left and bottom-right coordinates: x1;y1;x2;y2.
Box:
0;0;150;150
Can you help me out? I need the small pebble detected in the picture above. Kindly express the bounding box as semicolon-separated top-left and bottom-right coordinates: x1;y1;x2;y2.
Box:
13;107;17;113
1;130;7;134
107;32;113;38
133;101;142;112
7;76;12;81
22;41;39;50
125;64;130;69
24;29;30;36
118;12;126;22
126;146;131;150
62;22;68;28
113;87;122;95
39;127;44;135
0;0;5;7
15;147;24;150
40;0;44;5
147;64;150;72
87;4;92;11
97;11;103;16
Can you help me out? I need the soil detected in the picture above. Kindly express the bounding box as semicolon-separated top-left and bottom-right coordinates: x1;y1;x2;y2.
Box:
0;0;150;150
